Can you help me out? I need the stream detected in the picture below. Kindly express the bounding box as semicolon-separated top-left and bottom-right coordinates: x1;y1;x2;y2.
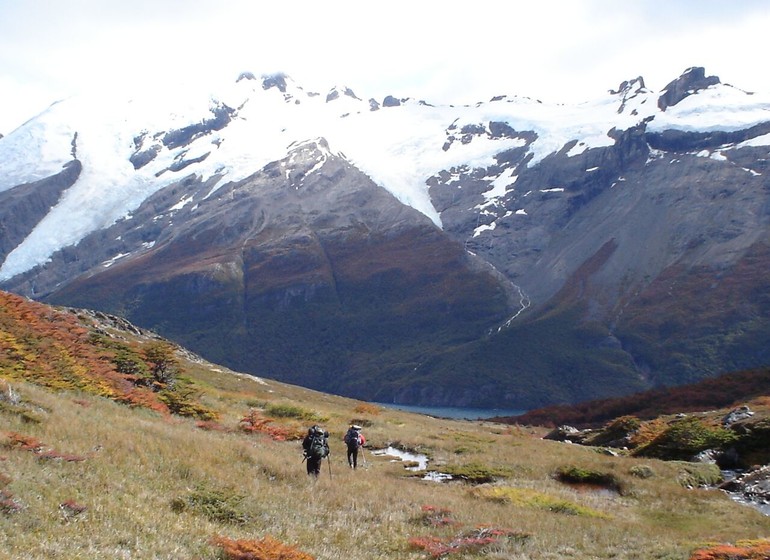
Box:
721;470;770;516
371;446;453;482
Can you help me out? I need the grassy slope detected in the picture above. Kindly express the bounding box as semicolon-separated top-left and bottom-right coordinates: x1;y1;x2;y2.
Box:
1;291;770;559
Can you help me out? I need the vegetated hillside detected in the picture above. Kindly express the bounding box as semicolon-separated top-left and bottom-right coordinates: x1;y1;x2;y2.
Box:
1;290;770;559
498;367;770;428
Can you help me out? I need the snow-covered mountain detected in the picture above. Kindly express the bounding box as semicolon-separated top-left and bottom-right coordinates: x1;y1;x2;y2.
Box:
2;67;770;408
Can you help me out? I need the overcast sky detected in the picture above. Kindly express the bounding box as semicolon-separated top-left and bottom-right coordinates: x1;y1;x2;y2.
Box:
1;0;769;134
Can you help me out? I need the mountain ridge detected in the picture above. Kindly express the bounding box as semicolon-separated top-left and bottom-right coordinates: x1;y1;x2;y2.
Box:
1;67;770;408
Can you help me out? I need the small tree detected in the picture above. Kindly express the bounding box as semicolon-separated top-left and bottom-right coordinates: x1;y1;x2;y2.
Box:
142;341;179;389
113;348;149;377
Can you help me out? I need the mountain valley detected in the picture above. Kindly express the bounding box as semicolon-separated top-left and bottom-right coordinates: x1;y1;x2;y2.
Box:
1;67;769;408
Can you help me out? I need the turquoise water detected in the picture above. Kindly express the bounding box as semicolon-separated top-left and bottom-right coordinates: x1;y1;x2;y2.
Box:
374;402;525;420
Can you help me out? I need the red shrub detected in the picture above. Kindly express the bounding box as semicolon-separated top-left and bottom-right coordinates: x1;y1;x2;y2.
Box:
689;540;770;560
4;432;44;453
239;410;303;441
38;450;86;462
417;505;458;527
0;489;22;515
196;420;230;432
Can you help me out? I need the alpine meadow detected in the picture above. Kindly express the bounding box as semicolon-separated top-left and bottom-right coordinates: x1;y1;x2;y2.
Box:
1;291;769;559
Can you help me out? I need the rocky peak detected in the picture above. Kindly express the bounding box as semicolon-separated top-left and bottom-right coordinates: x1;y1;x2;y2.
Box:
610;76;647;96
382;95;402;107
657;67;720;111
325;86;360;103
261;72;290;93
610;76;649;114
236;71;257;83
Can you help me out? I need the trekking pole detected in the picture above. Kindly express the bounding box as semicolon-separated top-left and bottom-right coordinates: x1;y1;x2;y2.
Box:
327;455;333;480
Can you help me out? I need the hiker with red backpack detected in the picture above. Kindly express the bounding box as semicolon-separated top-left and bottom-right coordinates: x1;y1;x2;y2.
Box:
343;424;366;469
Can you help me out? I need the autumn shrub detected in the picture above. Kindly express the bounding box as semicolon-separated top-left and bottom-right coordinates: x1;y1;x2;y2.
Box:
4;431;85;462
239;409;304;441
211;535;315;560
413;504;459;527
196;420;230;432
689;539;770;560
408;526;528;557
37;450;86;462
353;402;381;415
0;488;22;515
628;417;668;448
4;432;45;453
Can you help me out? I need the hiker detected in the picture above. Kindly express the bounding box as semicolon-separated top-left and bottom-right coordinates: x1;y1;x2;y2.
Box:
302;425;329;477
343;424;366;469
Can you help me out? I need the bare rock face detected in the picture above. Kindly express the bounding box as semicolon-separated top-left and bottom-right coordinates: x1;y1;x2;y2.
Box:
658;67;720;110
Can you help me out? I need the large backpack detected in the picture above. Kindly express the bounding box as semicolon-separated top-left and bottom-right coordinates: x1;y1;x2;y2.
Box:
344;428;361;450
308;431;329;459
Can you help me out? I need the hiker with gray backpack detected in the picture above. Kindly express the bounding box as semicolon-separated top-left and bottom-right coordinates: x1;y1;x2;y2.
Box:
302;425;330;477
343;424;366;469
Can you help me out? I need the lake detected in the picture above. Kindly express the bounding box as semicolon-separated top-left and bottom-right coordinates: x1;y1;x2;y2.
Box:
374;402;525;420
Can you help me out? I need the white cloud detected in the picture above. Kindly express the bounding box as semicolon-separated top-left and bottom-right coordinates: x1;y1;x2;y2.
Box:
1;0;769;133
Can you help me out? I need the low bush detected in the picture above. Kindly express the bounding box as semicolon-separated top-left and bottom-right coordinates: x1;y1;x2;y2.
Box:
440;462;515;484
264;402;326;422
632;416;737;461
675;463;723;488
628;464;656;479
554;465;626;494
587;415;641;447
170;484;250;525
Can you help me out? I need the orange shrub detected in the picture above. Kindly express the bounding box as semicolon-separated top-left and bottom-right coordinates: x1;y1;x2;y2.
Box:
239;410;304;441
689;539;770;560
353;403;381;415
211;535;315;560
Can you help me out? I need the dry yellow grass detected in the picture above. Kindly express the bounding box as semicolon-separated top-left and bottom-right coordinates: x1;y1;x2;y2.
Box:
1;359;769;560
